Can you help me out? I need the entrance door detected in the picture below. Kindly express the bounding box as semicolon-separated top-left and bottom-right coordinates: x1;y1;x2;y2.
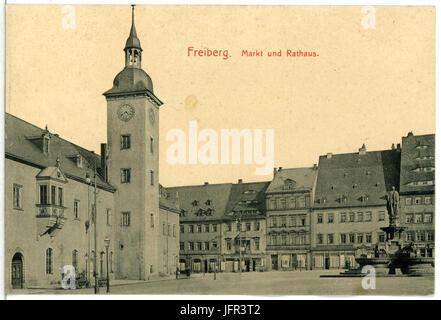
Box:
11;253;23;289
325;257;330;270
271;255;278;270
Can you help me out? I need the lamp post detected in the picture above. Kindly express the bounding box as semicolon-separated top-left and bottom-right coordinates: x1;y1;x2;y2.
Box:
104;237;110;293
236;218;242;273
86;162;99;294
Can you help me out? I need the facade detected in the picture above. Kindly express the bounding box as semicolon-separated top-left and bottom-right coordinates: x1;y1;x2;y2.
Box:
265;167;318;271
311;145;401;269
222;181;270;272
168;183;231;273
399;133;435;257
5;9;179;290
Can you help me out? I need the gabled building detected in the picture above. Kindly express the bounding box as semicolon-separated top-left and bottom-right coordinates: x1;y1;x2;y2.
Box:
265;167;318;270
311;145;400;269
167;183;232;273
222;181;270;272
399;132;435;257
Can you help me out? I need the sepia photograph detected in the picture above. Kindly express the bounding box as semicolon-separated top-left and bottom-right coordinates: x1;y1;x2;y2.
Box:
2;2;436;298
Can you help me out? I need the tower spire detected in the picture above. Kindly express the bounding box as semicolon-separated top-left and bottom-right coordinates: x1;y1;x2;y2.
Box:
124;5;142;68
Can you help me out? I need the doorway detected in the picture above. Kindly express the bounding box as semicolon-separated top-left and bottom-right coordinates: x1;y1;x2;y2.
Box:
325;257;330;270
11;253;23;289
271;255;278;270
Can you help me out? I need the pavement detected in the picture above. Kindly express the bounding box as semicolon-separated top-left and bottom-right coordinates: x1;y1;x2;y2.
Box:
5;270;434;296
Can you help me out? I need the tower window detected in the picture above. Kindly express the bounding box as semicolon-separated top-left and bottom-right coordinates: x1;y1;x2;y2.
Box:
121;212;131;226
150;170;154;186
150;137;154;153
13;184;23;210
121;168;131;183
74;200;80;219
40;185;49;205
106;208;112;225
121;135;131;150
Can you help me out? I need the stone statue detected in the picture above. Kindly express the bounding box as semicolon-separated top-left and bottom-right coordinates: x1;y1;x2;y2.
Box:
386;186;400;226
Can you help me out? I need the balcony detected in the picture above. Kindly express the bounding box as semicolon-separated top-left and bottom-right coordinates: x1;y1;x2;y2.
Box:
36;204;66;237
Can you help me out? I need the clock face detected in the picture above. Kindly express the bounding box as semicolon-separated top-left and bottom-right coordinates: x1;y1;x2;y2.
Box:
117;104;135;122
149;108;155;125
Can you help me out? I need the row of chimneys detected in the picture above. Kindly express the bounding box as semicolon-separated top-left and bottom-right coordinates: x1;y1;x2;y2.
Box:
325;142;402;160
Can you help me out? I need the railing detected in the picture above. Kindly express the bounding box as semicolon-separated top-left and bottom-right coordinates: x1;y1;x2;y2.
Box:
36;204;65;218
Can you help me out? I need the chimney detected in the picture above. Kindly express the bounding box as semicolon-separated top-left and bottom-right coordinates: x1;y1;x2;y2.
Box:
391;143;395;150
278;167;283;172
408;131;414;137
204;182;209;185
326;152;333;159
358;143;366;155
313;163;318;170
101;143;108;182
397;143;401;150
238;179;243;184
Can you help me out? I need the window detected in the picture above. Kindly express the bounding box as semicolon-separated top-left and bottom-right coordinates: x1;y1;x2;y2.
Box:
378;233;385;243
150;213;154;228
104;208;111;225
226;239;232;250
317;214;323;224
173;224;176;237
406;232;414;241
415;214;423;223
254;238;260;250
327;234;334;244
328;213;334;224
365;212;372;222
189;242;194;251
349;234;355;243
349;212;355;222
427;231;434;241
246;222;251;231
317;234;323;244
197;242;202;250
289;197;296;208
340;212;346;223
255;221;260;231
237;222;242;231
424;213;433;223
278;198;286;209
357;212;363;222
188;225;194;233
180;242;185;250
378;211;385;222
298;196;306;208
197;224;202;233
204;224;210;233
212;224;218;232
13;184;23;210
72;250;78;271
340;234;347;244
73;200;80;219
301;217;306;226
405;197;412;205
414;197;421;205
51;186;56;205
416;232;425;242
357;233;363;243
271;217;277;227
150;137;154;153
121;169;131;183
162;223;166;235
58;187;63;206
121;135;131;150
40;185;48;205
211;241;218;249
121;212;130;226
168;224;171;236
46;248;53;274
226;223;232;232
180;224;184;233
425;197;432;205
150;170;154;186
204;242;210;250
366;233;372;243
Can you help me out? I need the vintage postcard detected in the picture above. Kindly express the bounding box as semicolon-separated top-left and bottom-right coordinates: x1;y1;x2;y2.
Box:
3;3;435;297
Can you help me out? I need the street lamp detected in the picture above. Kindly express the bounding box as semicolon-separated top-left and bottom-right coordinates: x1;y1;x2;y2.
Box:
86;162;99;294
104;237;111;293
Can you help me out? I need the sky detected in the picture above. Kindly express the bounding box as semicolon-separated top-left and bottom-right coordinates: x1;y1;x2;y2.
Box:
5;5;435;186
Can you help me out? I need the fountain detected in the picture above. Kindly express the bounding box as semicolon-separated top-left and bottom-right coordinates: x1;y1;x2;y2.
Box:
324;187;434;277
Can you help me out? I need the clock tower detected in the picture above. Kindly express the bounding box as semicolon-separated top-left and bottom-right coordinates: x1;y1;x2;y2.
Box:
103;6;162;280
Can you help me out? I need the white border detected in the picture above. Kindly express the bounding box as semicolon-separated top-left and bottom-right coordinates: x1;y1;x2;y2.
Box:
1;0;440;300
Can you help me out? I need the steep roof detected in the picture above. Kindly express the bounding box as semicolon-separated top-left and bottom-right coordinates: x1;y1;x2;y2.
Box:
159;184;180;214
166;183;233;222
266;167;318;194
399;132;435;194
5;113;115;191
224;181;271;220
313;148;400;209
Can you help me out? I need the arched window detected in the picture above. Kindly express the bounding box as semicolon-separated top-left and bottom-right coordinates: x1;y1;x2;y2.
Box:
46;248;53;274
72;250;78;271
